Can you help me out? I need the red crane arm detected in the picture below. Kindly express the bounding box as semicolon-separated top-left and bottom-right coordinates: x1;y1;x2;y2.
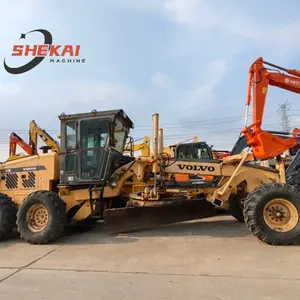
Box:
9;132;32;157
242;57;300;160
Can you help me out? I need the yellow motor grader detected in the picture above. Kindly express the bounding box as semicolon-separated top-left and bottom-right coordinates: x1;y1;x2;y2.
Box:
0;109;299;246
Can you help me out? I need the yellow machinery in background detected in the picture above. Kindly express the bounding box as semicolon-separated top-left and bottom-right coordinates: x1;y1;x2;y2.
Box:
123;136;199;157
29;120;60;154
124;136;151;157
7;120;60;162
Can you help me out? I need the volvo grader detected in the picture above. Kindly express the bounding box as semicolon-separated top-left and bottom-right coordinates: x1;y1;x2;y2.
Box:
1;57;300;246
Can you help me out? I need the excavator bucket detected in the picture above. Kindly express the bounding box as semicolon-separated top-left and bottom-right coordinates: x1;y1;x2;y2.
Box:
102;199;218;233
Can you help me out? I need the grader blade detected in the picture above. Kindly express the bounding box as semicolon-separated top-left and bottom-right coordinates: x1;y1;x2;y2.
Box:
102;199;217;233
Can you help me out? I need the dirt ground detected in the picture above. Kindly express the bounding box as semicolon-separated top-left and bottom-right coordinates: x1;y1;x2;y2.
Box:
0;215;300;300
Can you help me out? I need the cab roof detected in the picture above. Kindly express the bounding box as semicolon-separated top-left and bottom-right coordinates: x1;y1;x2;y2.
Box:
58;109;134;129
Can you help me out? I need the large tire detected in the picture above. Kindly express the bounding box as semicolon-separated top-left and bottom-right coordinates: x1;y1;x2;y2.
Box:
228;194;244;222
243;183;300;245
17;190;67;244
0;193;17;241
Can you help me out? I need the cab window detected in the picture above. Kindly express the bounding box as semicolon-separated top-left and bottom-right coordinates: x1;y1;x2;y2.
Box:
80;119;109;149
66;121;76;150
177;143;212;160
113;118;128;153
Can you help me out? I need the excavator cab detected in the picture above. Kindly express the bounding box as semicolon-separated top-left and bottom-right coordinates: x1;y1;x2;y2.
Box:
168;142;214;184
175;142;214;160
59;109;134;186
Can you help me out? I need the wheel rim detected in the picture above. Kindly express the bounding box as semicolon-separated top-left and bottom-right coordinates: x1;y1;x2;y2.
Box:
26;204;49;232
263;198;299;232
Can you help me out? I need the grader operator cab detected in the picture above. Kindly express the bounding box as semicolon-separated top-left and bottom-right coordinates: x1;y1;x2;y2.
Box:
59;109;134;186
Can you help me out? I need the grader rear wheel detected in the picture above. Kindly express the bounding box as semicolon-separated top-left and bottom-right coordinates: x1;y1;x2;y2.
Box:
243;183;300;245
0;193;17;241
26;203;49;233
17;190;67;244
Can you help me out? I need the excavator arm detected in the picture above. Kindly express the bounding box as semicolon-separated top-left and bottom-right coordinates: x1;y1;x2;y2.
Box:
9;132;32;157
242;57;300;160
124;136;150;157
29;120;60;155
124;136;199;157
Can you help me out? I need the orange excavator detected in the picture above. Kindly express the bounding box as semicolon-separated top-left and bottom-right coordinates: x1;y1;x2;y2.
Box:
8;132;32;160
242;57;300;160
7;120;60;161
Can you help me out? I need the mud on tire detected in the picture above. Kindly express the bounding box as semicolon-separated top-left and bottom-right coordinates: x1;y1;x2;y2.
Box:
17;190;67;244
243;183;300;245
0;193;17;241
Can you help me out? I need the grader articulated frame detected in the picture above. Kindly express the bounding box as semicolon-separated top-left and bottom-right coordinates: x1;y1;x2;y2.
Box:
1;109;299;247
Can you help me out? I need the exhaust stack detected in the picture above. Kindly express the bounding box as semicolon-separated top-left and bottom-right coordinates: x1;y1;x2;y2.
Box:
159;128;163;154
152;113;159;173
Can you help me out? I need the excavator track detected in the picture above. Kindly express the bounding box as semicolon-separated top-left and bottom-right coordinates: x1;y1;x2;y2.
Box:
286;171;300;190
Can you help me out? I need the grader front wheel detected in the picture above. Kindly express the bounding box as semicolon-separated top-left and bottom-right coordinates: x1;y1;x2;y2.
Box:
17;191;67;244
263;198;298;232
243;183;300;245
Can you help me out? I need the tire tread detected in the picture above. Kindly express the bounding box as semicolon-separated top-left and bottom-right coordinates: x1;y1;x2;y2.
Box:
243;183;300;245
0;193;17;241
17;190;66;244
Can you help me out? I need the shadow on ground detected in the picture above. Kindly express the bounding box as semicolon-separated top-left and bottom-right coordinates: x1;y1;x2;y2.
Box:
56;215;250;245
0;215;250;247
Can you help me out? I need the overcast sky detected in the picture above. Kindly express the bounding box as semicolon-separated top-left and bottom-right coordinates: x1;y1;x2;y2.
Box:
1;0;300;160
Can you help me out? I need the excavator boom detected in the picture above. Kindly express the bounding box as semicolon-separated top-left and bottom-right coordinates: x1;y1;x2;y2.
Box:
124;136;150;157
29;120;60;154
9;132;32;157
243;57;300;160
